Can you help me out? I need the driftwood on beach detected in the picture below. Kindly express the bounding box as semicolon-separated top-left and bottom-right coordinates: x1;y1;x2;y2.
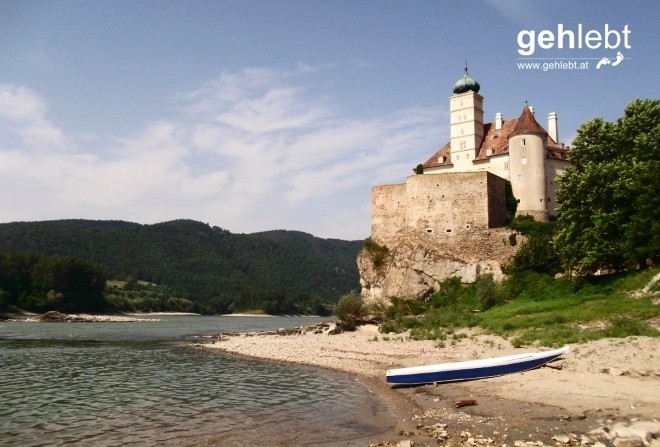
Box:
454;399;478;408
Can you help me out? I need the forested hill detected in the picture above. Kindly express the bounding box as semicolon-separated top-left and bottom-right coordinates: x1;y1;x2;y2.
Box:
0;219;363;302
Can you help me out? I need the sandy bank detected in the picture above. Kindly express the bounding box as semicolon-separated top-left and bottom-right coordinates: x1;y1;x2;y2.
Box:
125;312;200;316
19;311;162;322
197;323;660;447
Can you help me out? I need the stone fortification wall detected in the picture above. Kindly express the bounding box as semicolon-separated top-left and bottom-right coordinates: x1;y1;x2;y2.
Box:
371;183;406;240
487;174;513;228
403;172;490;237
362;171;517;304
372;171;509;244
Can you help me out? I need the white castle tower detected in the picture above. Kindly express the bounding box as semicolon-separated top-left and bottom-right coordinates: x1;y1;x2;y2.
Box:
449;65;484;171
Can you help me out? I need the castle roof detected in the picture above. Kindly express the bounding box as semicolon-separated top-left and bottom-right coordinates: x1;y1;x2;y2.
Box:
511;104;547;136
452;66;481;94
422;105;569;169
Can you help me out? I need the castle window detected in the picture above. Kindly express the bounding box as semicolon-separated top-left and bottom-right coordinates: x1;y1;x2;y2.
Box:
426;229;433;233
437;156;445;163
521;157;527;165
456;154;460;160
459;141;466;149
517;174;523;182
486;148;493;156
466;153;470;160
461;129;464;135
521;139;526;146
504;161;509;170
446;229;452;233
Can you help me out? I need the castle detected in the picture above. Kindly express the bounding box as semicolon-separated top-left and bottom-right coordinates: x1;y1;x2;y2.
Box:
371;67;572;243
360;68;573;300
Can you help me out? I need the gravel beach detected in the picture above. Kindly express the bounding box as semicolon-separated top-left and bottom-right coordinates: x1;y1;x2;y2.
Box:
197;322;660;447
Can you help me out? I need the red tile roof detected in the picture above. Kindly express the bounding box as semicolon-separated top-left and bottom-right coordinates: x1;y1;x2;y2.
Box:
422;105;569;169
511;105;547;137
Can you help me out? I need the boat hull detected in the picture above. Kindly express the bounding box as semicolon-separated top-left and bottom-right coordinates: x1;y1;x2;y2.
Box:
386;346;569;386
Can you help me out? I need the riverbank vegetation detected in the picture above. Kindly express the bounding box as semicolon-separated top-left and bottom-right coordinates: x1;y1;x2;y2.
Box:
365;268;659;348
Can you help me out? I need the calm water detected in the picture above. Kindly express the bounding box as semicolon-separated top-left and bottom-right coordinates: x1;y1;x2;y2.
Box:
0;316;390;446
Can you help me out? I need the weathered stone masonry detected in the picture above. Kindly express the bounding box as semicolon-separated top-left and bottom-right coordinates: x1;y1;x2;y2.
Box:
360;172;518;304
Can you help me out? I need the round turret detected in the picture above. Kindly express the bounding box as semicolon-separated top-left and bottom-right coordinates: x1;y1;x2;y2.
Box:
453;66;480;94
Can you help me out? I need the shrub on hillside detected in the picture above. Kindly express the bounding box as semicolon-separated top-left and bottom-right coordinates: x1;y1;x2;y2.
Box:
432;276;462;307
475;273;501;310
363;237;389;268
334;291;365;330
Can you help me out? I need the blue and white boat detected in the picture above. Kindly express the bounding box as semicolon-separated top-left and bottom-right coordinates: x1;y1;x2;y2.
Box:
386;345;569;386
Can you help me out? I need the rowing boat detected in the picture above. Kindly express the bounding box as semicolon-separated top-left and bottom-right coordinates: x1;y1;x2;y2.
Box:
386;345;569;386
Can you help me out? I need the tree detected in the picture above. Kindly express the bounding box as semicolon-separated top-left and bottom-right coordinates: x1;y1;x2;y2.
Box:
554;99;660;274
31;256;108;312
503;216;561;275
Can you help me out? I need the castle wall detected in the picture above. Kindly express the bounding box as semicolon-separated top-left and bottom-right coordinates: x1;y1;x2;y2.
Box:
487;173;513;228
372;171;511;245
371;183;407;241
404;172;491;237
471;154;510;181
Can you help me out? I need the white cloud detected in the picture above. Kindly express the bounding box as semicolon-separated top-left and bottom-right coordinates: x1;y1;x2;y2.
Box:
0;83;67;149
0;67;445;239
483;0;546;27
0;84;47;122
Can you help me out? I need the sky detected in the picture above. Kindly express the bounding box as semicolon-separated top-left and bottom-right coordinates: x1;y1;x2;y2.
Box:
1;1;658;240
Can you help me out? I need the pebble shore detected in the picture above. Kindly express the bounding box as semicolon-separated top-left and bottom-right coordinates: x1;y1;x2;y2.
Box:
196;322;660;447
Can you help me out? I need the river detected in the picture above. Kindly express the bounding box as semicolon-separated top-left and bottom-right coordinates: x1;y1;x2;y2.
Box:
0;316;390;446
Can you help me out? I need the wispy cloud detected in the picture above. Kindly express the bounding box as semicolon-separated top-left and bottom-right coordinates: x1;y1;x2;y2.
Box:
483;0;546;27
0;67;445;239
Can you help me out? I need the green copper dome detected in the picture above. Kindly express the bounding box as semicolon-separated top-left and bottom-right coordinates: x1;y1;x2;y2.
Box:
453;65;480;94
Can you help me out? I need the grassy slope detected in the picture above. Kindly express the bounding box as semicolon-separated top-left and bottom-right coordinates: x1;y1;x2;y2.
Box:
378;268;660;347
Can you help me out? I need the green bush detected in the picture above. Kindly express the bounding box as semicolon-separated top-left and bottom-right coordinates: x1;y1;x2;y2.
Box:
334;291;365;330
432;276;462;307
475;273;500;310
363;237;390;268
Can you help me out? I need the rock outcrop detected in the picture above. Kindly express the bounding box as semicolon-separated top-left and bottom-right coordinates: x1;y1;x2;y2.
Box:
358;229;519;305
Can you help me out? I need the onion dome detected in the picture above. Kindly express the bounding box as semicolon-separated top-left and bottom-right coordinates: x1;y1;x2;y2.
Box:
453;65;480;94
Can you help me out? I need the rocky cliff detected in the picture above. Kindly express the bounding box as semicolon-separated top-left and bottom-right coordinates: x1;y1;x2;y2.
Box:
357;229;519;305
